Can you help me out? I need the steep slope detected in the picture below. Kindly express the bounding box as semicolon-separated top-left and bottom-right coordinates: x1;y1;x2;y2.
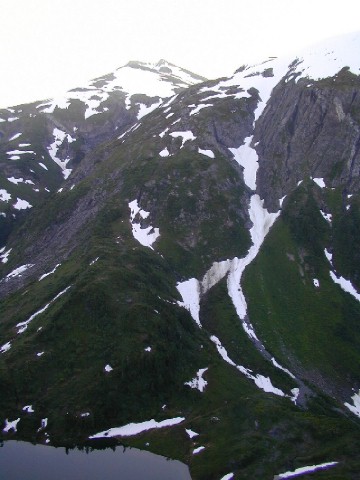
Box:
0;60;206;245
1;33;360;480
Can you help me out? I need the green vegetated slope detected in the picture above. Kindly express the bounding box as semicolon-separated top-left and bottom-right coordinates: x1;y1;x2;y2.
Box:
244;180;360;398
0;215;205;439
2;53;360;479
3;146;360;478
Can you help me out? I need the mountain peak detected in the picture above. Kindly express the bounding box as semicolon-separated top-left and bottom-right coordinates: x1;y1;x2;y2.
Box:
123;58;207;83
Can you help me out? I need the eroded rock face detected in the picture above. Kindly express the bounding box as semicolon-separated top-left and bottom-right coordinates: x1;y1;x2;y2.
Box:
254;70;360;211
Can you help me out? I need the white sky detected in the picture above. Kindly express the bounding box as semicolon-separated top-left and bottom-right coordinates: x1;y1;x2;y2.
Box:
1;0;360;108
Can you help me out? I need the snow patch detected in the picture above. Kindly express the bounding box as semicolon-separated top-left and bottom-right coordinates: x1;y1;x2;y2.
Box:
169;130;196;148
344;389;360;417
201;260;231;293
189;103;212;116
279;195;286;207
39;264;61;281
198;148;215;158
193;446;205;454
128;199;160;250
0;341;11;354
159;147;170;157
137;100;162;119
176;279;201;326
185;368;208;392
330;271;360;301
324;248;333;265
177;260;233;327
38;418;48;431
313;177;326;188
159;128;169;138
16;286;71;334
13;198;32;210
320;210;332;223
0;189;11;202
0;247;12;263
89;417;185;438
270;357;296;379
5;264;34;280
7;177;34;185
7;149;35;155
3;418;20;433
227;195;280;336
211;336;286;397
229;136;258;190
185;428;199;438
9;133;22;141
291;388;300;404
48;128;75;179
23;405;34;413
275;461;338;479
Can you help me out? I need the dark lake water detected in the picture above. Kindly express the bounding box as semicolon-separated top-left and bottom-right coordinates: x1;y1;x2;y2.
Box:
0;440;191;480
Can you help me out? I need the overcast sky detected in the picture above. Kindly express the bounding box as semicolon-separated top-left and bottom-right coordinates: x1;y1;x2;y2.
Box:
1;0;360;108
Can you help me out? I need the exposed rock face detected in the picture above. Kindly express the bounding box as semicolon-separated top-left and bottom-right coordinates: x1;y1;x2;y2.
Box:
255;69;360;211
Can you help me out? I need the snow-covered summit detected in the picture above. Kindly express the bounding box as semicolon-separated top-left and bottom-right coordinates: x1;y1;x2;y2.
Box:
37;59;206;120
200;31;360;124
289;30;360;81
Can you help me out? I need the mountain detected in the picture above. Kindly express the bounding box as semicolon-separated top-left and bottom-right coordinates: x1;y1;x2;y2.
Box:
2;33;360;479
0;59;206;245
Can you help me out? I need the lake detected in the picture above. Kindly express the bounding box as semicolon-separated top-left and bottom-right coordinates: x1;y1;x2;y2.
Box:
0;440;191;479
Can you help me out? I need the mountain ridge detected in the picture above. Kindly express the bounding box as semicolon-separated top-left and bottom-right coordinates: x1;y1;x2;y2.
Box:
1;32;360;479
